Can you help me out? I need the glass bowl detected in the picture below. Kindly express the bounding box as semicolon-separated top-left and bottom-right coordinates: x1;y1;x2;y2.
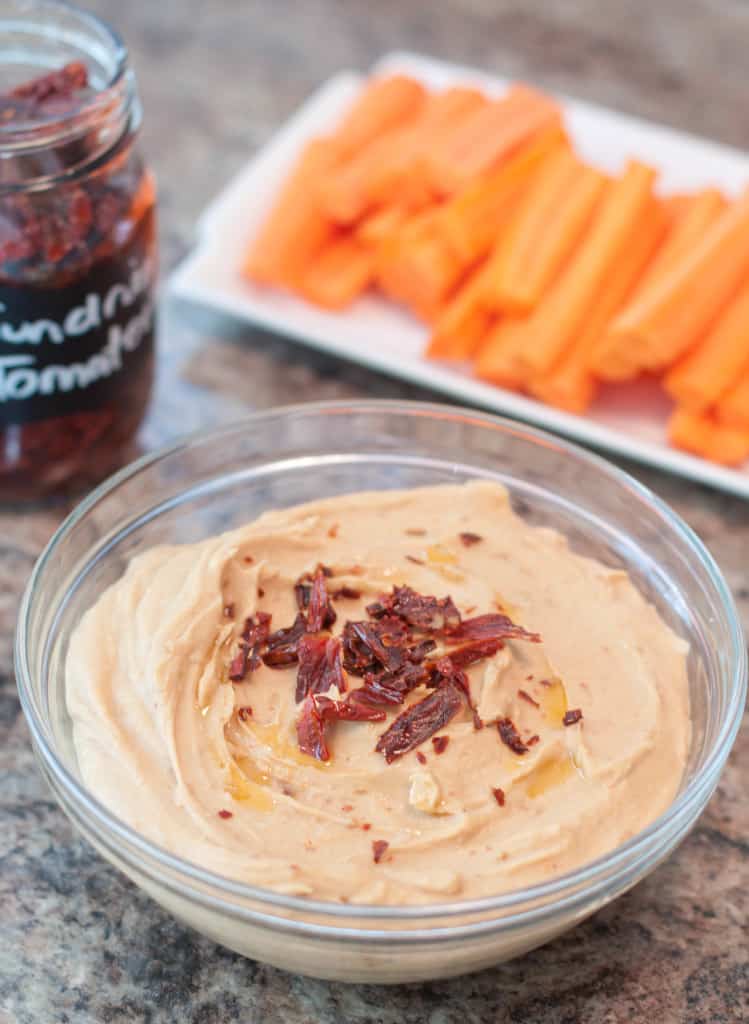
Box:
15;401;746;984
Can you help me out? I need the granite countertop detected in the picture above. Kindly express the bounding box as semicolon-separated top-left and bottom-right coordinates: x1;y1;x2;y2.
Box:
1;1;747;1021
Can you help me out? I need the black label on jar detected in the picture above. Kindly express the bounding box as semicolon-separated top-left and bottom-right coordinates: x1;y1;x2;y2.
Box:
0;217;156;426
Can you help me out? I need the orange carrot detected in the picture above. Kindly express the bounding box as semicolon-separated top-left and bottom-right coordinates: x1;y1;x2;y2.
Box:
243;139;339;286
332;74;428;159
436;125;567;265
530;197;668;412
663;280;749;412
355;205;411;246
473;317;530;390
602;187;749;374
668;407;749;466
425;85;561;196
495;160;658;378
483;152;607;313
297;237;374;309
716;373;749;431
589;188;728;379
426;263;495;360
322;87;486;224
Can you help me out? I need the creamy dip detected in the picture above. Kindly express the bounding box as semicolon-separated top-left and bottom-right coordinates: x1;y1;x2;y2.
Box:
66;481;690;905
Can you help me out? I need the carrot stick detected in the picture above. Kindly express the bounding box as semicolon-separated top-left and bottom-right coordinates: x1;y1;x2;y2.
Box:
530;197;668;412
243;139;339;286
484;153;607;313
321;87;486;224
297;237;374;309
354;205;410;246
473;317;531;390
426;263;495;360
663;280;749;412
668;407;749;466
503;160;658;377
602;187;749;373
716;373;749;431
436;125;567;265
589;188;728;379
425;85;562;196
332;74;428;159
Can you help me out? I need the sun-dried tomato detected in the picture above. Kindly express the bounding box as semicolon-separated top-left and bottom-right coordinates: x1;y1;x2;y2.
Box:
229;612;272;681
492;787;505;807
448;613;541;644
262;612;308;667
331;585;362;601
441;637;504;668
497;717;529;755
297;695;329;761
341;620;407;675
367;586;461;631
314;693;386;723
431;735;449;754
295;634;346;703
296;566;337;632
375;683;464;763
563;708;583;726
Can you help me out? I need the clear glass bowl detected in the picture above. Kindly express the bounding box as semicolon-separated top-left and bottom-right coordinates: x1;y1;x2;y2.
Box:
15;401;746;984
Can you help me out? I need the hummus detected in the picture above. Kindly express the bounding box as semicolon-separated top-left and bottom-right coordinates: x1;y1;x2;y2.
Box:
66;481;690;905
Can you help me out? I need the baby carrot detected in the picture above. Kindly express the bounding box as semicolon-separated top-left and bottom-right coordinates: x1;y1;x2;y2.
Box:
668;407;749;466
716;373;749;431
297;237;374;309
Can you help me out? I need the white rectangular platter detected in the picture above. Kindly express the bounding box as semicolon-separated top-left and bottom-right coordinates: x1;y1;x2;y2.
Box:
170;51;749;499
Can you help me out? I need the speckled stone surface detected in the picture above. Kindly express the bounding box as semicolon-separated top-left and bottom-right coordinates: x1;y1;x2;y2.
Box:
1;2;748;1021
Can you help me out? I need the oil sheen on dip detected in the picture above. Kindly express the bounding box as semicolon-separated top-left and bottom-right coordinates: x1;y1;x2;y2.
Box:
65;481;691;905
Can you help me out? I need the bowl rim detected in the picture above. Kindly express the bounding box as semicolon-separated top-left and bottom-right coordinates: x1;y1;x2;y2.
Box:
15;398;748;929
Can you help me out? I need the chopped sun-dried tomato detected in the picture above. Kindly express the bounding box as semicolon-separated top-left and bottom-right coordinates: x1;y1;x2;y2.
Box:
416;751;427;764
375;683;464;763
217;809;233;819
518;689;540;708
297;695;329;761
229;612;272;681
448;612;541;644
497;717;529;755
431;735;449;754
372;839;389;863
331;585;362;601
492;787;505;807
295;634;347;702
563;708;583;726
441;636;503;668
306;566;337;632
262;612;308;667
342;619;407;675
367;585;461;632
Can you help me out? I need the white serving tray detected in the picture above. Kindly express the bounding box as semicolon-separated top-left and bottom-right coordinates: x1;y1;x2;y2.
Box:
170;51;749;499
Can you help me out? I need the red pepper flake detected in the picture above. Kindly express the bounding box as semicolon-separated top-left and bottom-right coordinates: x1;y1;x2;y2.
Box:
258;587;265;598
539;678;552;687
218;809;233;819
372;840;389;863
341;804;353;812
527;734;540;746
459;531;483;547
492;787;506;807
237;706;253;721
416;751;427;765
243;555;254;564
328;523;339;538
526;674;534;681
332;585;362;600
223;603;235;619
431;735;449;755
563;708;583;726
375;683;463;763
518;689;540;708
497;717;529;755
405;528;426;537
405;555;425;566
362;823;372;831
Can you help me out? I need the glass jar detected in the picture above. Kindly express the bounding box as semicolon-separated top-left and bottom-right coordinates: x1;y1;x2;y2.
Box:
0;0;156;502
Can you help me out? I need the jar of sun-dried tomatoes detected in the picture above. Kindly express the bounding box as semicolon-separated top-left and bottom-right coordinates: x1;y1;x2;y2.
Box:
0;0;156;502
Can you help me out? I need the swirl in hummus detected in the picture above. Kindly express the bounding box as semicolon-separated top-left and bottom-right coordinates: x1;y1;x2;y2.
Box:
66;481;690;905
